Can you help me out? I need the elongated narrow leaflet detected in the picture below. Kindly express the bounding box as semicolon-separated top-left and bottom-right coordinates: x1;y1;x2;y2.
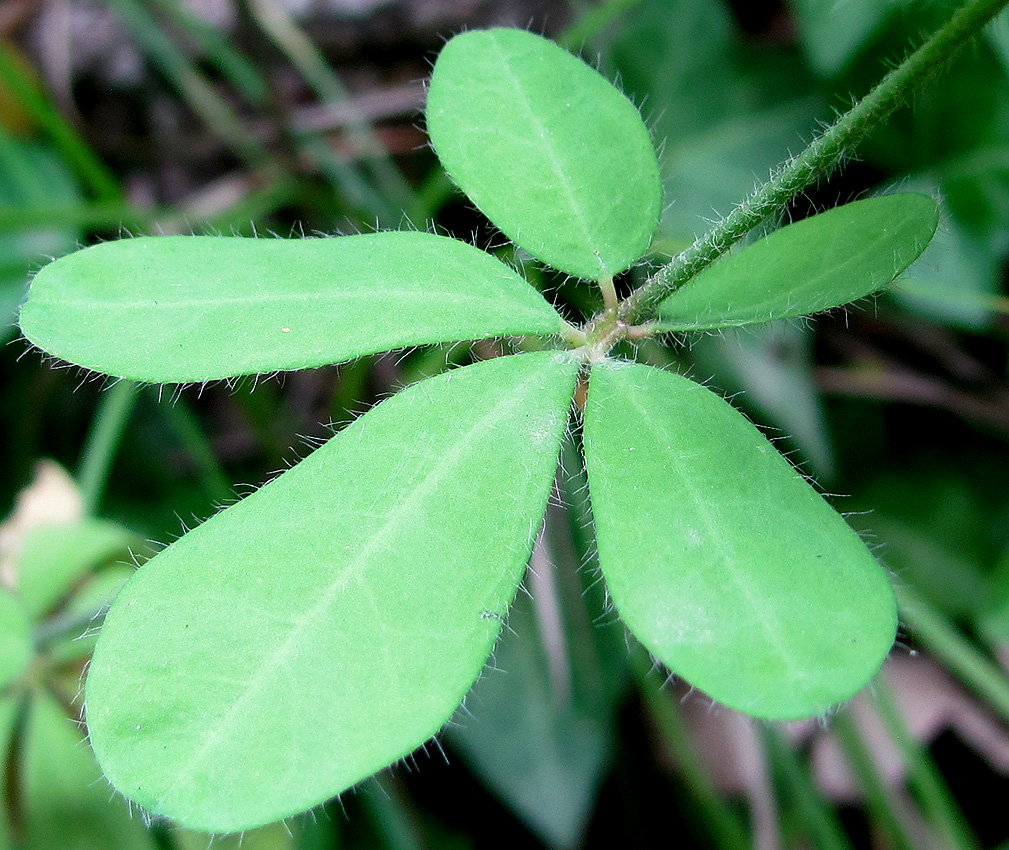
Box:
86;352;578;831
20;232;565;382
655;194;939;330
583;360;896;719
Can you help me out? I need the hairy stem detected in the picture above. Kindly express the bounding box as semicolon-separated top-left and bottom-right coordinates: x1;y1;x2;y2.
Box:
619;0;1009;325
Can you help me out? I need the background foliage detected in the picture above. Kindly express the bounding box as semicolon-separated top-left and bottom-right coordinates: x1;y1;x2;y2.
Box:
1;0;1008;848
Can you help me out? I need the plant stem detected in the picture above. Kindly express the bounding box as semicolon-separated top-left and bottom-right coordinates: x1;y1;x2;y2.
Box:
619;0;1009;325
896;583;1009;725
77;380;137;515
157;395;232;506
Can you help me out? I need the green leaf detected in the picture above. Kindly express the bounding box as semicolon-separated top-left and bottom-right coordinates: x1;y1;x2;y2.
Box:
46;565;135;666
18;519;135;618
426;28;661;280
788;0;895;76
19;232;564;382
0;589;31;690
22;694;155;850
611;0;827;245
0;130;82;342
894;185;999;329
655;194;939;331
583;360;896;719
86;351;578;831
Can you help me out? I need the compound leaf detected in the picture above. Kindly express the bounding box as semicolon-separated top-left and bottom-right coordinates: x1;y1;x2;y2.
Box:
427;28;662;281
583;360;896;719
86;352;578;831
19;232;564;382
655;194;939;331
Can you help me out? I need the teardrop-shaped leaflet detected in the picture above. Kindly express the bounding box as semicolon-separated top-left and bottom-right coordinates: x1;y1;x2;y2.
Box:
426;28;662;281
19;231;564;382
655;194;939;331
86;351;578;832
583;360;896;719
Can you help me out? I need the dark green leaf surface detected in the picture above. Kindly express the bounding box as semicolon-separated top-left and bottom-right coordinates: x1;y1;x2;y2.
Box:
583;360;896;719
0;589;31;690
86;352;578;831
19;232;564;382
426;28;661;280
655;194;939;331
0;131;82;342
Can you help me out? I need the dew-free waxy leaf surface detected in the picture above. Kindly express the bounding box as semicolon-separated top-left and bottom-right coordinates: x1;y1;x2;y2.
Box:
655;194;939;331
19;232;564;382
426;28;662;280
86;352;578;832
583;360;897;719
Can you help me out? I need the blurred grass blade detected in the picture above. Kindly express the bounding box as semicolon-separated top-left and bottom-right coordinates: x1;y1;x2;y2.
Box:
762;726;854;850
896;583;1009;725
0;43;119;200
871;679;980;850
248;0;417;220
831;710;918;850
150;0;270;107
107;0;273;169
631;651;750;850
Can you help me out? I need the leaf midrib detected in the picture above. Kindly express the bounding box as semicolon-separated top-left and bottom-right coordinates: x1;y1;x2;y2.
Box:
487;32;599;273
33;287;556;316
615;373;804;686
153;359;568;813
660;216;917;326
